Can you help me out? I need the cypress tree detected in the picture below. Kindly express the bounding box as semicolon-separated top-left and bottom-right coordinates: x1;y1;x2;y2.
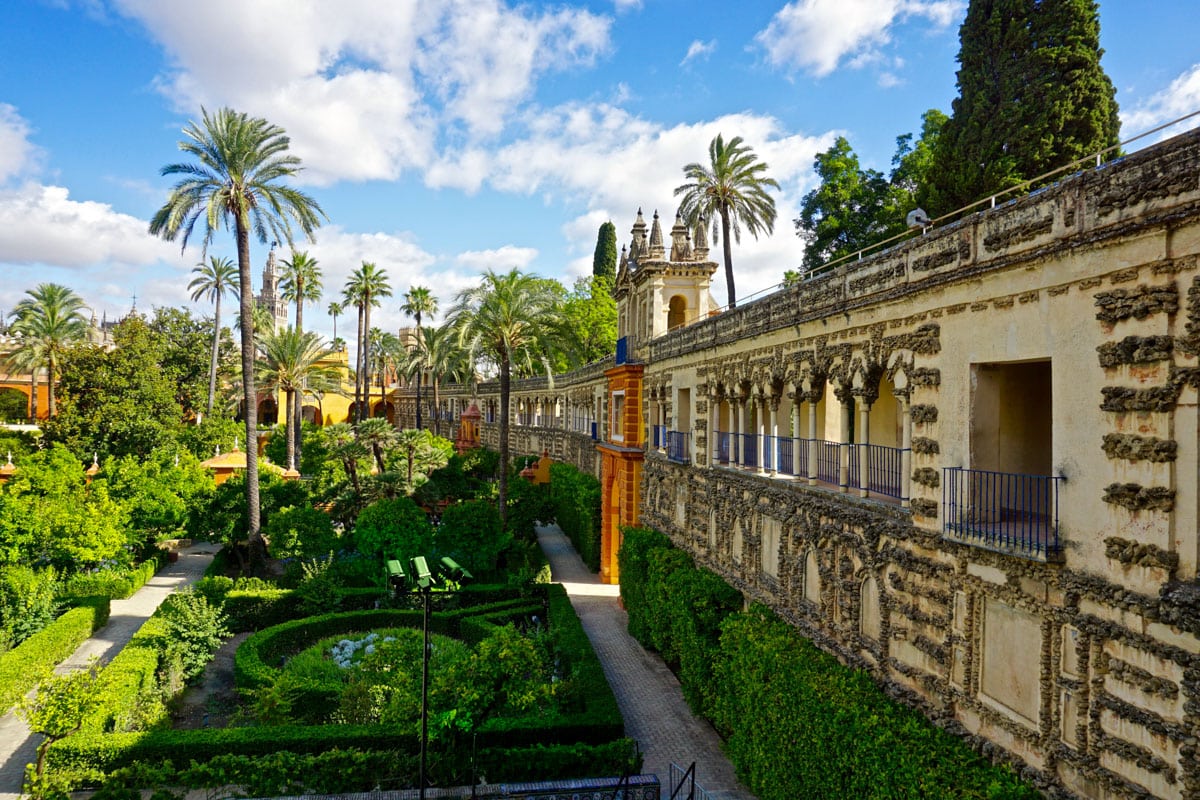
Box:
592;221;617;281
923;0;1119;217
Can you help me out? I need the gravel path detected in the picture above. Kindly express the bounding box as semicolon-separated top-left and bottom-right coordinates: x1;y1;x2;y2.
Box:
536;524;755;800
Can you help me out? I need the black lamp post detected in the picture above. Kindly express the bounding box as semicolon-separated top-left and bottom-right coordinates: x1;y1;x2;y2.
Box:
388;555;471;800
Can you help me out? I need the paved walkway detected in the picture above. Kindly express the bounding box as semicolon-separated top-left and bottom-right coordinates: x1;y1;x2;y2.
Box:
536;524;755;800
0;543;216;800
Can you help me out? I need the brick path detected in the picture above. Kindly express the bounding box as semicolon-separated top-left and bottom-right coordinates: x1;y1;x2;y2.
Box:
0;543;216;800
536;524;755;800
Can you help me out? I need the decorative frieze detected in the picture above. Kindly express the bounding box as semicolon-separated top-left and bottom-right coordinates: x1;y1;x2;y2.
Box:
1100;434;1177;463
1093;285;1179;324
1104;537;1180;572
910;404;939;424
1096;336;1174;367
1102;484;1176;512
911;437;940;456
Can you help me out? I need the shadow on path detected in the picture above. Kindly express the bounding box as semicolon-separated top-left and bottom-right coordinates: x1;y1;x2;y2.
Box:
0;543;216;800
535;524;755;800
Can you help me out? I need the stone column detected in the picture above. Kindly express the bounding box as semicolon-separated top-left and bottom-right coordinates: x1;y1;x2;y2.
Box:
858;397;871;498
709;393;719;467
838;398;852;493
807;395;818;485
735;398;745;468
765;398;777;475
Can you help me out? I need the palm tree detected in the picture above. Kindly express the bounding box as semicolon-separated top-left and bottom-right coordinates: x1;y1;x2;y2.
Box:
327;301;345;348
674;134;780;309
449;268;565;522
343;262;391;422
401;286;438;430
368;327;400;421
189;256;239;415
406;323;471;437
9;283;89;416
256;327;339;471
279;250;323;462
355;416;395;476
149;107;325;574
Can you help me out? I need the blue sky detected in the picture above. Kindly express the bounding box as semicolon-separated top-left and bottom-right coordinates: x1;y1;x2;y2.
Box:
1;0;1198;342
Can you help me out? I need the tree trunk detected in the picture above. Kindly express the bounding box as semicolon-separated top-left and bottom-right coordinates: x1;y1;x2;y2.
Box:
294;292;304;464
235;216;264;575
28;370;37;421
362;297;373;419
415;314;423;431
498;353;510;525
433;379;441;437
207;292;221;414
721;204;737;309
47;353;56;417
286;388;297;471
355;304;365;421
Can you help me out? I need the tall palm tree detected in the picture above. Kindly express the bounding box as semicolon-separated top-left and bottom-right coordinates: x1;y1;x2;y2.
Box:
188;256;239;415
149;107;325;574
327;300;345;348
401;286;438;430
674;134;780;309
449;268;565;522
256;327;339;471
368;327;400;421
278;250;323;462
343;262;391;422
10;283;89;417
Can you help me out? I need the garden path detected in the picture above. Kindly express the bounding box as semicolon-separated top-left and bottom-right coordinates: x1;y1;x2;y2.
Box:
0;543;216;800
536;523;756;800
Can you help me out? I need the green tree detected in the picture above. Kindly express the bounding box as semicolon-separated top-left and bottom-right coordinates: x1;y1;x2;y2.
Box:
150;107;326;574
188;255;239;415
675;134;779;309
408;323;472;437
44;315;181;459
327;300;345;348
401;286;438;430
353;496;432;560
591;221;617;281
150;306;231;421
794;137;900;273
256;327;340;471
562;275;617;365
436;498;508;576
449;269;565;523
19;658;102;798
343;262;391;423
9;283;89;417
924;0;1119;216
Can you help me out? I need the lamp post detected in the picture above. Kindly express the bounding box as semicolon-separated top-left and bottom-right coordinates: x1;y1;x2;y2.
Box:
388;555;471;800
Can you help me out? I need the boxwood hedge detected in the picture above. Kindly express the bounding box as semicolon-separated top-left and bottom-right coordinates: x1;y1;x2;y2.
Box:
0;596;109;713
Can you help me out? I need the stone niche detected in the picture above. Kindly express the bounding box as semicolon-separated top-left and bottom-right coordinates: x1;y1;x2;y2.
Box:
980;598;1043;726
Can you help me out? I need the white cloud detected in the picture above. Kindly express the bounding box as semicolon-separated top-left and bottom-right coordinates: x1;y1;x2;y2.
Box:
455;246;539;272
0;104;43;184
1122;64;1200;144
613;0;642;11
0;183;181;268
113;0;612;184
681;39;717;67
755;0;962;77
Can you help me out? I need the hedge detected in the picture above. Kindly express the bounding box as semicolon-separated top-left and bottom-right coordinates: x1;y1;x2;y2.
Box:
61;553;166;601
91;738;641;796
548;463;602;571
617;526;1036;800
52;584;624;779
0;596;110;713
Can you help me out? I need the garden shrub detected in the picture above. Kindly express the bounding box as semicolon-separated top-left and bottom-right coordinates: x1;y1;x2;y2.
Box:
62;554;164;601
353;497;432;560
436;499;508;577
0;597;108;713
548;463;601;571
157;590;228;683
616;526;671;644
0;564;60;650
264;505;339;560
504;476;551;540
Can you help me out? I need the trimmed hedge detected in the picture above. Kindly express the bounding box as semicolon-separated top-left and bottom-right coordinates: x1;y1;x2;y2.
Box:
52;584;624;779
0;596;110;713
618;526;1037;800
61;553;166;601
548;463;601;571
92;739;641;795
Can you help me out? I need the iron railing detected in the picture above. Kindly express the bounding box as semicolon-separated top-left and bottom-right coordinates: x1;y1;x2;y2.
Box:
737;433;758;469
590;421;598;441
652;424;666;449
847;443;906;498
817;440;840;483
715;431;731;465
668;762;715;800
615;336;629;365
666;431;691;464
943;467;1061;558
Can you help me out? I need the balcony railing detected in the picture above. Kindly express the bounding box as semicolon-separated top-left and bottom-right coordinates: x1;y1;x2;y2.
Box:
942;467;1061;559
817;440;840;484
715;431;731;465
652;424;666;449
666;431;691;464
847;443;906;498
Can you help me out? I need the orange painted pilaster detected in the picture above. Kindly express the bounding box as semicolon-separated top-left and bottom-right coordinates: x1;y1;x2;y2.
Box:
597;362;644;584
